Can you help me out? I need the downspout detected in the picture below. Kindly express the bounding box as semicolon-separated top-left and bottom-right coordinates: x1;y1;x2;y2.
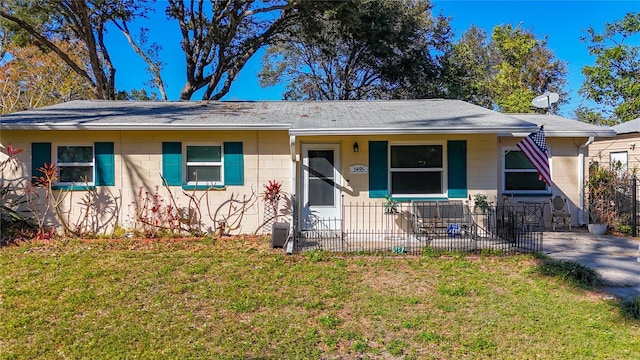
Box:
578;136;595;226
286;134;296;254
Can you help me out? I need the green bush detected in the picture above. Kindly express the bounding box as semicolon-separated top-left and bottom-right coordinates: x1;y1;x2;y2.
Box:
536;258;603;289
621;296;640;320
1;186;38;245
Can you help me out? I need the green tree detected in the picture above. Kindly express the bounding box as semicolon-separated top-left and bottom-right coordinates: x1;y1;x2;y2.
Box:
580;12;640;123
258;0;451;100
440;25;496;109
166;0;298;101
441;24;567;113
574;105;616;126
489;24;568;113
115;88;159;101
0;0;164;100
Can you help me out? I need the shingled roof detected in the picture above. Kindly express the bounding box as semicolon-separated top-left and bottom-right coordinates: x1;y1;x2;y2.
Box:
611;118;640;135
508;114;615;137
0;99;615;137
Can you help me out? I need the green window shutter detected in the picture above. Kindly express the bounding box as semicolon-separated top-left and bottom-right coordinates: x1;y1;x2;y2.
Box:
31;142;51;183
95;142;115;186
368;141;388;198
224;142;244;186
447;140;467;198
162;142;182;186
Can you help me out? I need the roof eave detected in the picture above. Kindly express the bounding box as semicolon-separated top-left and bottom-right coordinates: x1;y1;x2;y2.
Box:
289;126;538;136
545;130;617;137
499;130;617;138
1;123;292;131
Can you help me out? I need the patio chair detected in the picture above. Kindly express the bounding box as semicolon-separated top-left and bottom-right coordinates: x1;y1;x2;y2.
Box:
550;195;571;231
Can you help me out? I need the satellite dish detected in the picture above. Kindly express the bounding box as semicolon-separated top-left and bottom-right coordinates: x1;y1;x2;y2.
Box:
532;92;560;114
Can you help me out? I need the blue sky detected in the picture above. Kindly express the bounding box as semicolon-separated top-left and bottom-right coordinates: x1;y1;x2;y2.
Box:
109;1;639;118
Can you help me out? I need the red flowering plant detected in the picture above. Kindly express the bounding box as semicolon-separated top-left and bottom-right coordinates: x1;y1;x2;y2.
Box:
0;143;23;174
261;180;282;204
261;180;282;227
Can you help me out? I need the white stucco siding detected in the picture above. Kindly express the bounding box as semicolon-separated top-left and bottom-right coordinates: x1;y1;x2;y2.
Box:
497;136;587;227
466;134;499;203
295;134;498;204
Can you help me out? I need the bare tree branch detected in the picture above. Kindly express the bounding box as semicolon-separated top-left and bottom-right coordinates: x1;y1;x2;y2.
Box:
0;8;97;91
113;20;168;101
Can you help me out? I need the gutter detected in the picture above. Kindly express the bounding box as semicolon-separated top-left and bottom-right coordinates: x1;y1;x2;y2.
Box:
1;124;292;131
286;134;296;255
578;136;595;226
290;126;539;136
502;130;617;138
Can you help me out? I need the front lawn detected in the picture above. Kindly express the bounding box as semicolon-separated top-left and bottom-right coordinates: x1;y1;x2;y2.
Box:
1;237;639;359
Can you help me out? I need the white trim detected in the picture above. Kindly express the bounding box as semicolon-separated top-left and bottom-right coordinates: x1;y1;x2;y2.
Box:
289;134;296;247
5;124;613;138
301;143;342;225
4;124;291;131
610;151;628;168
388;142;447;198
184;143;224;186
499;130;616;137
502;146;551;194
291;126;538;136
55;144;95;186
578;137;595;226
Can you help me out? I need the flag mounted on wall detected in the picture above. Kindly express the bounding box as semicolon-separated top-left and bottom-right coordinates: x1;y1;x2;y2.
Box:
517;126;551;186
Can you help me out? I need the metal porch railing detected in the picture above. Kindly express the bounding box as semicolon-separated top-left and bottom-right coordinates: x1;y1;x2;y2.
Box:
292;201;543;254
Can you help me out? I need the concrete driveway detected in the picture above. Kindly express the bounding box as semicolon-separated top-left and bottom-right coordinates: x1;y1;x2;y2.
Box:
544;228;640;300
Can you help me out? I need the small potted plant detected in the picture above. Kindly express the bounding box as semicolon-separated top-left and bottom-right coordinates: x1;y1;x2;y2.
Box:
473;193;490;213
383;194;398;214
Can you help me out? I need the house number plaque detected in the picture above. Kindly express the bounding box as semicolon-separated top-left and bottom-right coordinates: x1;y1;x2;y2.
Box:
349;165;368;174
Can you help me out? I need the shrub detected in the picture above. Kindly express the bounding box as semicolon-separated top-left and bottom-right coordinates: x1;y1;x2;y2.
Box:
585;163;632;231
536;258;603;289
621;295;640;320
0;144;39;245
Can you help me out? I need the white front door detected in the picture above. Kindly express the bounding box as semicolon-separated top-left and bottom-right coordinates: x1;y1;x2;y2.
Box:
301;144;342;230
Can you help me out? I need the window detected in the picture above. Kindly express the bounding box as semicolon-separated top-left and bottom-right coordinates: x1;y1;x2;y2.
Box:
390;144;445;196
185;145;223;184
56;145;94;184
162;142;243;188
503;148;549;193
610;151;627;177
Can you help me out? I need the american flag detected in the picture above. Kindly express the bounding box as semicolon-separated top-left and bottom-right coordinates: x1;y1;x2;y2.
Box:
517;126;551;186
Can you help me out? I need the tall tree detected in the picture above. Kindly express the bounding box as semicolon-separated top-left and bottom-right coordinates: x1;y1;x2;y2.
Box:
258;0;451;100
0;26;6;61
0;0;165;100
166;0;298;101
441;24;567;113
0;41;94;114
580;12;640;123
574;105;616;126
440;25;497;109
488;24;568;113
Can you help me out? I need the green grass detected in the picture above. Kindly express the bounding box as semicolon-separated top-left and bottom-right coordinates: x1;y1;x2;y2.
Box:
1;237;640;359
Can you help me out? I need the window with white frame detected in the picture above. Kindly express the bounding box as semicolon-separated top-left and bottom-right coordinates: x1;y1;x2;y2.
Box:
503;148;549;193
610;151;627;177
185;145;223;184
390;144;445;196
56;145;94;184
